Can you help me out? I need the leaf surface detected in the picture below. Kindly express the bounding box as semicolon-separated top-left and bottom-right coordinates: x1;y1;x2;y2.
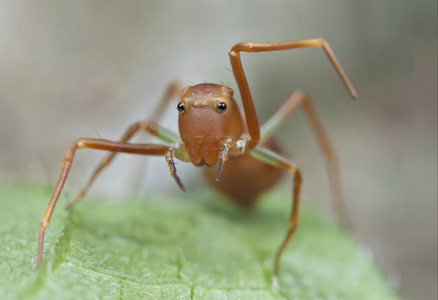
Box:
0;185;398;299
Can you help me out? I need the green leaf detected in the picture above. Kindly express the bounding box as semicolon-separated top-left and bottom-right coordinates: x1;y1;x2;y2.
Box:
0;184;398;299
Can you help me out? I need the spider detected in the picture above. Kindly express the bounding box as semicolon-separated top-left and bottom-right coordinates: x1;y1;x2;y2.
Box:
37;38;357;274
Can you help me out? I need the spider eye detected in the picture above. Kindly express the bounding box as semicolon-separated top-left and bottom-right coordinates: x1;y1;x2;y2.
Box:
217;102;227;113
177;103;185;113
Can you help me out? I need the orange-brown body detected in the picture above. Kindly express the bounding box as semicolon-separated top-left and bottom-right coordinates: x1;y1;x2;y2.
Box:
37;38;357;275
178;84;244;167
177;83;284;208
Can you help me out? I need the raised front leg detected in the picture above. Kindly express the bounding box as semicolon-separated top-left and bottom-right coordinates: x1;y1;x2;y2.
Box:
229;38;357;151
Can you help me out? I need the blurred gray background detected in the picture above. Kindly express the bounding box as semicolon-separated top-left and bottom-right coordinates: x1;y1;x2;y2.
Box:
0;1;436;299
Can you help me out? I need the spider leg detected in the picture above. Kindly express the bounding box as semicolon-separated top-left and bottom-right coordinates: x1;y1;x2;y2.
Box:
146;81;181;123
66;82;181;208
66;121;183;208
250;145;301;275
260;90;351;228
229;38;356;151
38;138;185;266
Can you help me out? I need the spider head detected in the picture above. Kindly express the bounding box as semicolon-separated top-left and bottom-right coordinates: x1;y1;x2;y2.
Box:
177;83;244;167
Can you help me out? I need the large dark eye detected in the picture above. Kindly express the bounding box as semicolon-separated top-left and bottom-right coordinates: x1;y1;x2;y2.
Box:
177;103;185;113
217;102;227;113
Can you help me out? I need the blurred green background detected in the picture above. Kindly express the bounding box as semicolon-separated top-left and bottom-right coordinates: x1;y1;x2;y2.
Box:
0;1;436;299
